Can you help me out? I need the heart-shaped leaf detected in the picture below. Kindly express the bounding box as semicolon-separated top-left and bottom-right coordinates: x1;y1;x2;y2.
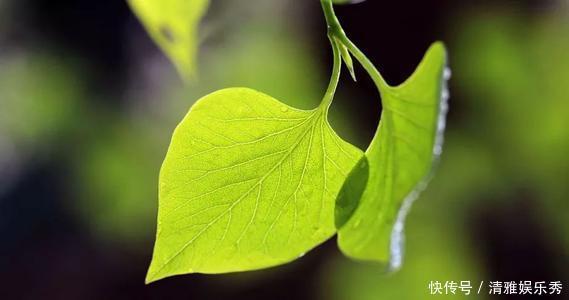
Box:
147;87;362;282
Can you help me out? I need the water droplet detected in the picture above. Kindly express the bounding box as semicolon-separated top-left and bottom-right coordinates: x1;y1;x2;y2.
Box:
437;117;446;132
280;106;289;113
441;89;449;101
433;145;443;156
298;252;306;258
443;68;452;80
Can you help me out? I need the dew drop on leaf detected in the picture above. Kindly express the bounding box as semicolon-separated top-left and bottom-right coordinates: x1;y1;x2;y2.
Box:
444;67;452;80
442;89;449;101
434;144;443;156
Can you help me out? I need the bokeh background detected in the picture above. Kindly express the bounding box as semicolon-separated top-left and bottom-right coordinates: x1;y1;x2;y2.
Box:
0;0;567;299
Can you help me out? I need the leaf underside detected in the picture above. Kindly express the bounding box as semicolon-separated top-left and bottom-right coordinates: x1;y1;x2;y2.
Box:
128;0;209;80
337;42;449;269
147;88;362;283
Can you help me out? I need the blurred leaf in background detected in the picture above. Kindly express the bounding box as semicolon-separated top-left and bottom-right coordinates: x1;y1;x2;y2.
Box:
128;0;209;80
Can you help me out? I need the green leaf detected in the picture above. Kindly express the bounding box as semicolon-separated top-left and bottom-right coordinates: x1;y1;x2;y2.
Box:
127;0;209;80
147;88;362;282
337;42;449;268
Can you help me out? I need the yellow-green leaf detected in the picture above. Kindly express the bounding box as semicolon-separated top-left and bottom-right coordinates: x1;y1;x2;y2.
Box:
337;42;449;268
128;0;209;80
147;88;362;282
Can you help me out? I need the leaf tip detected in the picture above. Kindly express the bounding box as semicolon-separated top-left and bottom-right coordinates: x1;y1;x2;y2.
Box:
145;260;161;284
145;272;157;285
428;41;448;61
430;40;446;50
144;252;174;284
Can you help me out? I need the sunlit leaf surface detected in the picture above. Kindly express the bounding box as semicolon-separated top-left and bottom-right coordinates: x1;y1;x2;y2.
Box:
338;43;449;268
147;88;362;282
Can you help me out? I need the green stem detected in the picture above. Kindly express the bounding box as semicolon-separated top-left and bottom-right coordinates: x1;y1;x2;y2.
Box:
335;34;389;90
320;38;342;111
321;0;388;90
321;0;343;34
